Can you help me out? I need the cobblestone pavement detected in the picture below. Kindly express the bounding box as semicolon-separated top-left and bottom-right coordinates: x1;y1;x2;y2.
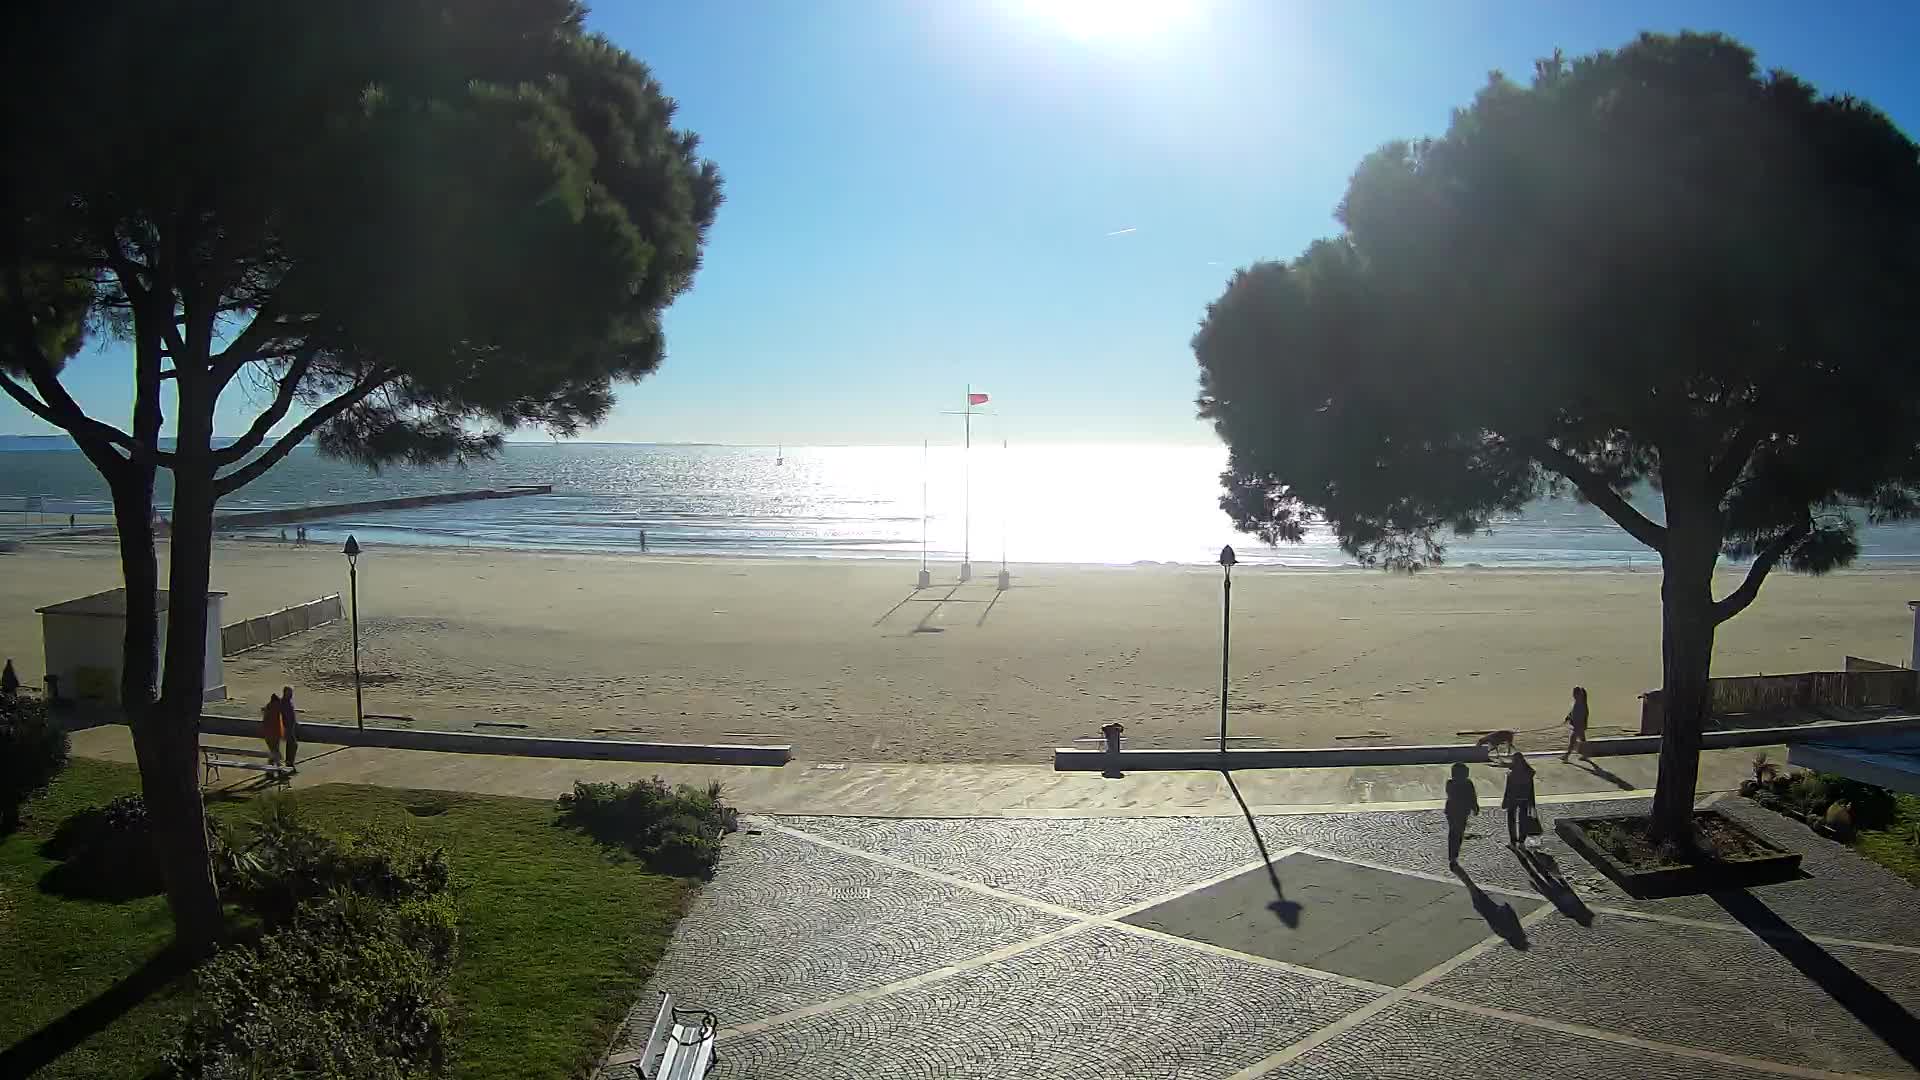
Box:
603;796;1920;1079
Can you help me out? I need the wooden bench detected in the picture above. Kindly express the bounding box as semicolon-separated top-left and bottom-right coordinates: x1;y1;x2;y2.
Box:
606;992;716;1079
199;744;294;787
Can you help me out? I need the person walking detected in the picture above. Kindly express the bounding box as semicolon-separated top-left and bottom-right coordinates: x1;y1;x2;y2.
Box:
1444;762;1480;864
1503;752;1537;846
280;686;300;769
261;692;285;765
1562;685;1590;762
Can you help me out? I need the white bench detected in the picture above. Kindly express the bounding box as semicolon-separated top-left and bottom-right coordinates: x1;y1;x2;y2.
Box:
199;744;294;787
607;992;716;1079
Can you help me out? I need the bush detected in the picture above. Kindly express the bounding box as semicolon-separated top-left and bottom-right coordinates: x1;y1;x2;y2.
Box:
171;804;459;1079
1781;772;1898;832
223;799;450;928
556;778;738;877
38;793;163;899
170;892;458;1080
1;694;69;831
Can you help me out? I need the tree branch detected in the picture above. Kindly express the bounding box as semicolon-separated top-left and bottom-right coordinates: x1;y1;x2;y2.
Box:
211;350;315;465
1528;439;1668;552
1713;523;1808;624
214;368;398;496
2;272;143;471
1708;423;1766;498
208;300;289;390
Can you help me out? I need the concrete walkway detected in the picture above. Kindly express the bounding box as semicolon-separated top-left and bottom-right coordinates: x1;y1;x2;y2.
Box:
73;724;1770;817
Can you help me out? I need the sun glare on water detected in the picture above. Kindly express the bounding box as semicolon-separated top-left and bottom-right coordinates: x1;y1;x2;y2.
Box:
1020;0;1198;40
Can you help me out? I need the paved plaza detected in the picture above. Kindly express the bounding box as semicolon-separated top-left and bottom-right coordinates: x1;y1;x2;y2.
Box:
610;795;1920;1079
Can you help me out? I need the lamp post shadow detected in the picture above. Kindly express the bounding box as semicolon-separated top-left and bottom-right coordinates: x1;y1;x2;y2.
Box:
1223;770;1301;928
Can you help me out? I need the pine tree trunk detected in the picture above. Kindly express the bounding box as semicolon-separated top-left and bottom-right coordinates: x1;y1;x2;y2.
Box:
1650;548;1717;846
111;459;221;955
152;412;224;957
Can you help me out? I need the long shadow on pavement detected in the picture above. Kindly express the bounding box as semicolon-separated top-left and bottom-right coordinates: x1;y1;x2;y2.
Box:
1451;864;1529;949
1712;889;1920;1071
1222;771;1302;927
1516;846;1595;926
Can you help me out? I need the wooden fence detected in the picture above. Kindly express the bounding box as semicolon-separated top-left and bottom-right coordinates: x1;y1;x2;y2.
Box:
1639;664;1919;733
220;594;343;657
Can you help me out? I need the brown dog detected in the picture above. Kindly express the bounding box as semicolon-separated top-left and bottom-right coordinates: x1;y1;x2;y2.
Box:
1474;730;1517;758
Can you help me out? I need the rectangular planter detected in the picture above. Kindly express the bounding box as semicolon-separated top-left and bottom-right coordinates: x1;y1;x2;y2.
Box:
1556;810;1803;898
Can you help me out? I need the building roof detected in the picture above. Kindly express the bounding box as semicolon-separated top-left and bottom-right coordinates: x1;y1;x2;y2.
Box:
35;588;228;618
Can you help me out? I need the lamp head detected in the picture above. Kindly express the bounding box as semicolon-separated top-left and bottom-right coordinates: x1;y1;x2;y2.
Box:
1218;544;1237;568
343;535;360;560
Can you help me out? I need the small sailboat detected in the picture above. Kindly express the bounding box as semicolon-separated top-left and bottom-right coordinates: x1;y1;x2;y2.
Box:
776;443;784;466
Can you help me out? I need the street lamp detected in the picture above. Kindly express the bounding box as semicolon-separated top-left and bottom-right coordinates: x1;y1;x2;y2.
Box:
1218;544;1236;755
343;535;363;731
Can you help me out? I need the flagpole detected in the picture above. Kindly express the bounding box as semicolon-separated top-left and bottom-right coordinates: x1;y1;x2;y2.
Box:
918;439;931;589
997;436;1011;591
961;385;973;583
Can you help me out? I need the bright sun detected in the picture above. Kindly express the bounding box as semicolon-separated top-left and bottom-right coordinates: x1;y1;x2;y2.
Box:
1021;0;1197;40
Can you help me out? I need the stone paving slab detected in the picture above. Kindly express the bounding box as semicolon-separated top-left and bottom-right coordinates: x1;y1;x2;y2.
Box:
1123;853;1542;986
1425;911;1920;1077
629;827;1071;1031
1263;997;1789;1080
710;925;1382;1080
781;814;1291;913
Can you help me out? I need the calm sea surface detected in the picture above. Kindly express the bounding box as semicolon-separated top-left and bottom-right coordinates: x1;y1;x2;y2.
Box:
4;440;1920;568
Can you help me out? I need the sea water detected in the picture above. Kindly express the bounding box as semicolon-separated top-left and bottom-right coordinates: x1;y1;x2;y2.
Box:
5;440;1919;568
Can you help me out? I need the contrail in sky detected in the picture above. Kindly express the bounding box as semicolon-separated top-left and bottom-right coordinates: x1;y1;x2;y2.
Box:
1105;226;1137;237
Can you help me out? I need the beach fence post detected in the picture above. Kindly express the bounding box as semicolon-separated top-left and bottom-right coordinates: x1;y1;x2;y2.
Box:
1218;544;1236;754
344;535;364;730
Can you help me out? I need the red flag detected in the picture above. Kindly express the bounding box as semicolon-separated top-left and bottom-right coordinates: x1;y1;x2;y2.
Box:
968;392;989;405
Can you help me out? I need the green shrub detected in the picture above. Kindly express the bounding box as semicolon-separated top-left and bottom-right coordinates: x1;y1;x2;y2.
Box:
170;892;458;1080
1;694;69;831
1810;774;1897;831
38;793;163;899
226;800;450;927
555;777;738;877
171;805;460;1079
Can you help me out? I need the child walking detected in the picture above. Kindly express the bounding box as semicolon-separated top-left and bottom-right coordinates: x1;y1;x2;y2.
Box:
1444;762;1480;864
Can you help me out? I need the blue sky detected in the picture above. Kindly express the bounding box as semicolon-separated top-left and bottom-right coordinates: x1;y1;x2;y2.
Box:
6;0;1917;446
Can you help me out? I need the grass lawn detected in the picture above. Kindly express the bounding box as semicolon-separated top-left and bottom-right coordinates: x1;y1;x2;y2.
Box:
1854;792;1920;887
1;758;693;1080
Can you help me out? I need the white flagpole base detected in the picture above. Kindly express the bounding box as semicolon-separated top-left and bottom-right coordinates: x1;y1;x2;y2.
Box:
959;562;973;583
916;568;932;589
996;569;1011;591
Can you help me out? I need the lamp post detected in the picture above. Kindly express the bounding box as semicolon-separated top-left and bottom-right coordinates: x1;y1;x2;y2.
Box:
343;535;363;731
1218;544;1236;755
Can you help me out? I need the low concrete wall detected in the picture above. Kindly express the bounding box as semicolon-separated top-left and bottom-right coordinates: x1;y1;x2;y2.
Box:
214;485;552;530
199;714;790;767
1054;713;1920;772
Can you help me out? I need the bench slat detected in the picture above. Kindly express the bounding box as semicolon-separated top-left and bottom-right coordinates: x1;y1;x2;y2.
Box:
637;992;674;1074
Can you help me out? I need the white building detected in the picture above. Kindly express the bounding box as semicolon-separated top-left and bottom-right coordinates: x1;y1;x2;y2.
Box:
36;589;227;705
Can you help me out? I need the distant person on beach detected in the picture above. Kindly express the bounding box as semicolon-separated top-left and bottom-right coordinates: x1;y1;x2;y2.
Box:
1444;762;1479;864
68;513;75;529
1562;685;1589;762
279;527;288;544
296;525;307;546
640;528;649;552
280;686;300;768
261;692;285;765
1503;753;1537;845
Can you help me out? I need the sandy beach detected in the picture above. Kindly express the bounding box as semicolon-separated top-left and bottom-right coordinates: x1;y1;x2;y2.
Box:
2;537;1915;763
